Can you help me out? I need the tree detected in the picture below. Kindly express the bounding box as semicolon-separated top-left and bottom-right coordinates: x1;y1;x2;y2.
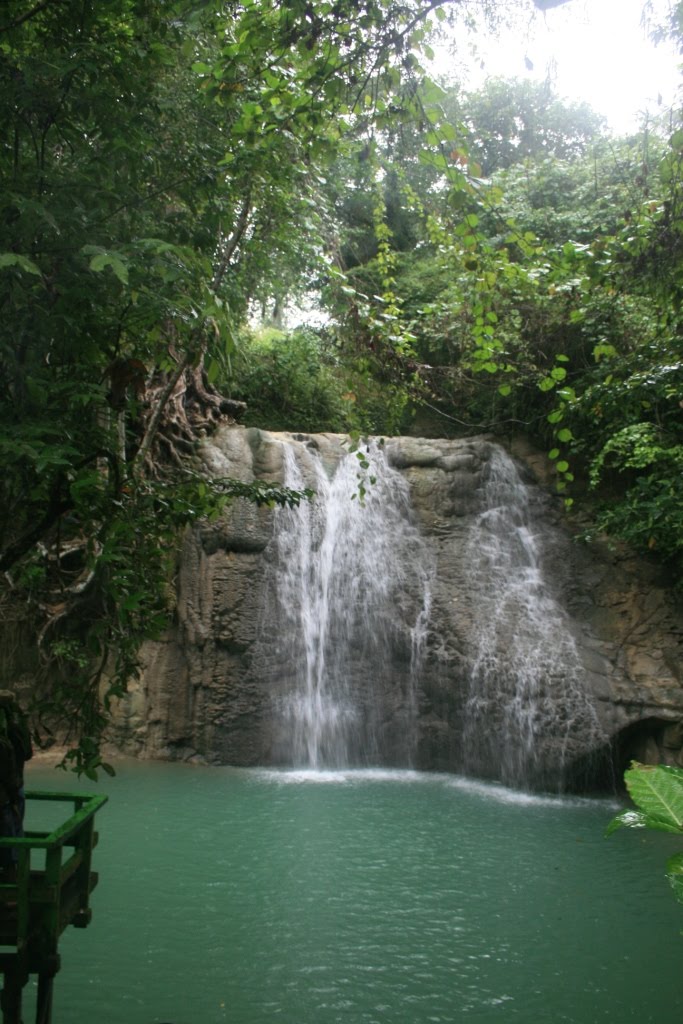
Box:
449;78;606;176
310;79;620;434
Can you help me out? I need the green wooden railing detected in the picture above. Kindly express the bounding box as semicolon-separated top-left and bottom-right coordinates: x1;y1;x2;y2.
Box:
0;791;107;1024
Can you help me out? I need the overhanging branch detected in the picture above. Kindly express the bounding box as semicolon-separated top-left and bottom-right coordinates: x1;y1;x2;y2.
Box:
0;0;65;34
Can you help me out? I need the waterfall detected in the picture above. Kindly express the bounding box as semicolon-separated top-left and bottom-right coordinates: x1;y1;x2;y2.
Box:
461;447;607;790
266;437;433;769
231;432;608;789
119;426;674;789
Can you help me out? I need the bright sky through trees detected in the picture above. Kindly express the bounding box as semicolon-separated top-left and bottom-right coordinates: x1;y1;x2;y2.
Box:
437;0;681;132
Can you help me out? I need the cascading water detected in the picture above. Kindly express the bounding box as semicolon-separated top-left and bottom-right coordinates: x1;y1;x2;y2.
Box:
114;426;677;789
461;447;607;790
243;432;607;789
266;437;433;769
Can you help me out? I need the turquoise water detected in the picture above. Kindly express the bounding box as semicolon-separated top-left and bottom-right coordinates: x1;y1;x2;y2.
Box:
23;760;683;1024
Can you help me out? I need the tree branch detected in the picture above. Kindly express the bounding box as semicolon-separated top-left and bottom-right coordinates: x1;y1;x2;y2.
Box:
0;0;64;34
0;495;72;574
212;192;252;291
0;450;118;573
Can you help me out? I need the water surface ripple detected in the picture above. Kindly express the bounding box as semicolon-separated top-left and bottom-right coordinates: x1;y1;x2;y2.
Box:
25;761;682;1024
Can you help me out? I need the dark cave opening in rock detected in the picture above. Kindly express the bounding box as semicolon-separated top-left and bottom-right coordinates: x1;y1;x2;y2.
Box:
611;716;683;783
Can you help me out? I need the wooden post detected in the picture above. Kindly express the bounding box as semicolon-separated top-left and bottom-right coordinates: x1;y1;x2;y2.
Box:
35;974;52;1024
0;969;24;1024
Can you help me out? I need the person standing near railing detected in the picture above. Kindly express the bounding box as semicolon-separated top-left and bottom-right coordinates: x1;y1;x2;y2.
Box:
0;691;33;878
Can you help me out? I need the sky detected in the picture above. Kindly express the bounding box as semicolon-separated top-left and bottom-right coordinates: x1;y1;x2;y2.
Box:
435;0;682;133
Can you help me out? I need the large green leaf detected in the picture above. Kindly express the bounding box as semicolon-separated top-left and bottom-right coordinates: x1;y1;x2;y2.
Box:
607;765;683;909
622;763;683;834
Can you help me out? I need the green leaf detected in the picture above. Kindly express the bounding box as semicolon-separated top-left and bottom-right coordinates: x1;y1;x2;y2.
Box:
624;764;683;834
88;251;129;285
627;765;683;831
206;358;220;384
593;342;617;362
556;428;573;443
0;252;41;276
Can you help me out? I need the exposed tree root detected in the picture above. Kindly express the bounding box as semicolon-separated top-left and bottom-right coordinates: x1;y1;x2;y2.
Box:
136;360;246;474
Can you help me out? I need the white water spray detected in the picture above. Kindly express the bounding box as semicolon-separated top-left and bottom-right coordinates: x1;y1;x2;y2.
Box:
462;447;606;789
268;437;433;769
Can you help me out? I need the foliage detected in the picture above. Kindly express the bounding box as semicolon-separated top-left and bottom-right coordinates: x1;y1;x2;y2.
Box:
448;77;606;176
230;327;350;433
1;0;478;769
317;79;631;429
230;324;411;435
317;71;683;586
607;762;683;906
484;129;665;244
543;144;683;578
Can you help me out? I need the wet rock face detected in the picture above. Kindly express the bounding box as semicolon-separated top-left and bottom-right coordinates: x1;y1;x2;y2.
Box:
109;427;683;789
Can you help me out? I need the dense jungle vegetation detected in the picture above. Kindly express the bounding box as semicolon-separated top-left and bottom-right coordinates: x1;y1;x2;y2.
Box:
1;0;682;771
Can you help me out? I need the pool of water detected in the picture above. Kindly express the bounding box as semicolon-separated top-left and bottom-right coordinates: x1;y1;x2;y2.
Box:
22;760;683;1024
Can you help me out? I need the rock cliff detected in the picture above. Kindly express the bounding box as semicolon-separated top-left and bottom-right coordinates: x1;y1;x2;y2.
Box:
108;427;683;790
